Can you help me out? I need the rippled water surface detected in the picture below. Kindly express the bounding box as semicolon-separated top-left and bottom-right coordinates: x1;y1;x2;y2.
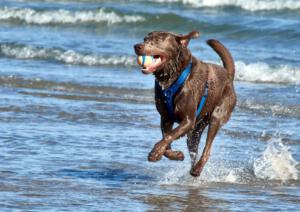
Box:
0;0;299;211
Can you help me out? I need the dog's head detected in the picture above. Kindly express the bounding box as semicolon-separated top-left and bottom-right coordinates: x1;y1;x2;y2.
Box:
134;31;200;75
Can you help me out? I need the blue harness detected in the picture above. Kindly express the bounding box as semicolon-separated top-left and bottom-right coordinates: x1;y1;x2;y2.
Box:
155;62;208;122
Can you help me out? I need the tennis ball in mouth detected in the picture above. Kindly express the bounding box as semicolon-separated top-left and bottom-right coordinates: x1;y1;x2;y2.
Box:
137;55;154;67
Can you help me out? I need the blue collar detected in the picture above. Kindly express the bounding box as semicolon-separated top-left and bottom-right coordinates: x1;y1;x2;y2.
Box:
155;62;208;122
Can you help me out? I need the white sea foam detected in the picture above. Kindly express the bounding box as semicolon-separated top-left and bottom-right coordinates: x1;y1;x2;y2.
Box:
57;50;134;66
1;43;300;83
152;0;300;11
0;7;145;25
0;43;135;66
253;139;299;181
235;61;300;84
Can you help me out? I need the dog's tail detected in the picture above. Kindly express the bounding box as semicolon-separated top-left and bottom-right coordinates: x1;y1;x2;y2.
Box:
207;39;235;81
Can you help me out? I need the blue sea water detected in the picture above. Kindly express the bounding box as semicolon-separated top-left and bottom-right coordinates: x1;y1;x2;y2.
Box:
0;0;299;211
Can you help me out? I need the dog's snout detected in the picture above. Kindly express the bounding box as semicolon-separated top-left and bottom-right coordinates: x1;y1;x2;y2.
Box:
134;43;144;54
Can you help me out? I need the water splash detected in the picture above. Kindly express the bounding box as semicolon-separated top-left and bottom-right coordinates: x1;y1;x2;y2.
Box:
159;160;245;186
159;138;299;186
253;139;299;182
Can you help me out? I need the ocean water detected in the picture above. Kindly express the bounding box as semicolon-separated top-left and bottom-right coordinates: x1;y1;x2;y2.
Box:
0;0;299;211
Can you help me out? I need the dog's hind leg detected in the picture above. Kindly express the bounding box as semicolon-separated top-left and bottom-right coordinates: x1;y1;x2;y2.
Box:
190;84;236;177
187;117;208;166
190;116;221;177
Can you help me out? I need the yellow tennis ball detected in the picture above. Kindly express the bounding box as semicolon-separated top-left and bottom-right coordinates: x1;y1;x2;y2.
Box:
137;55;154;67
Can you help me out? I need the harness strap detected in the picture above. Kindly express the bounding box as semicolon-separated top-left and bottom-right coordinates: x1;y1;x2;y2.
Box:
161;62;192;120
196;82;209;117
155;62;208;122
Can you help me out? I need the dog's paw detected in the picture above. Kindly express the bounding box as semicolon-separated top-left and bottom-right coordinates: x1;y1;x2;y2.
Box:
164;150;184;161
148;142;168;162
190;168;200;177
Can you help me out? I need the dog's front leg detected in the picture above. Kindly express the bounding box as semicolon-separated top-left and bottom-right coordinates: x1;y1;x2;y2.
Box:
161;118;185;161
160;117;173;138
160;116;184;161
148;117;194;162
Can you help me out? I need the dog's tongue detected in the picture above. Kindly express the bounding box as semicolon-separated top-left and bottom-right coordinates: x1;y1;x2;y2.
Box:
142;57;162;74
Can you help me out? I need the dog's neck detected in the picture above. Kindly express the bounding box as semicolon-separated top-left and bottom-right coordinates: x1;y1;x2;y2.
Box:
154;53;191;89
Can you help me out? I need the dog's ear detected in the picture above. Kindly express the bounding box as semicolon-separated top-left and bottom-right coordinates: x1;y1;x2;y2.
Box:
176;31;200;47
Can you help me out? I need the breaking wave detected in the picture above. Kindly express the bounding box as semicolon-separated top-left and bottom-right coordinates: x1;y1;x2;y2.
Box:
0;43;135;66
152;0;300;11
1;43;300;84
235;61;300;84
0;7;145;25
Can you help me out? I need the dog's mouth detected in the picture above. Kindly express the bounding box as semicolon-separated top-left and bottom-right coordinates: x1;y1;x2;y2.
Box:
139;55;166;74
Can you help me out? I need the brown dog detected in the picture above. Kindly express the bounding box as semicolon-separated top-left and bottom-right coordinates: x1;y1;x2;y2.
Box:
134;31;236;177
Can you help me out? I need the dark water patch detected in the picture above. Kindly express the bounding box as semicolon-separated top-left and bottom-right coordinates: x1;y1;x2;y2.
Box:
0;94;154;127
20;193;49;198
0;75;153;103
144;177;300;211
18;90;153;106
0;105;21;113
58;108;151;125
57;168;153;186
0;171;18;182
136;189;230;211
0;75;151;95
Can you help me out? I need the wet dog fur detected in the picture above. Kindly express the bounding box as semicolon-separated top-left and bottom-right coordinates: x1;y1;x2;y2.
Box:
134;31;236;177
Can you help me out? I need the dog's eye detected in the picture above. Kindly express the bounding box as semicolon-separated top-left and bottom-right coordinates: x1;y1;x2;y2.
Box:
153;55;160;59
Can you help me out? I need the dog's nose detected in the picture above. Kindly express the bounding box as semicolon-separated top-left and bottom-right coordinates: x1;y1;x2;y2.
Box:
134;44;143;52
